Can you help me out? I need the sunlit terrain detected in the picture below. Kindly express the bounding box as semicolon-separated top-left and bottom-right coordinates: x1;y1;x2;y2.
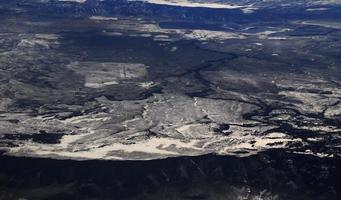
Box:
0;0;340;199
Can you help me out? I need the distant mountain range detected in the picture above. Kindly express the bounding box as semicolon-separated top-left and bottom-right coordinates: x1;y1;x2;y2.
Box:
55;0;341;8
3;0;340;23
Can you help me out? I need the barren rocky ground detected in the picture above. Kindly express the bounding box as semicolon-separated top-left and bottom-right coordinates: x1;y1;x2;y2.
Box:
0;0;340;199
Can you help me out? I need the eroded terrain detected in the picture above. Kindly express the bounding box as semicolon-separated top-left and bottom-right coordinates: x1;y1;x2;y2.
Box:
0;1;340;161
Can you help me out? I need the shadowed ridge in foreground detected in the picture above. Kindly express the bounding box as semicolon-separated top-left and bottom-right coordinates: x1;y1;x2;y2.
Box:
0;150;340;200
